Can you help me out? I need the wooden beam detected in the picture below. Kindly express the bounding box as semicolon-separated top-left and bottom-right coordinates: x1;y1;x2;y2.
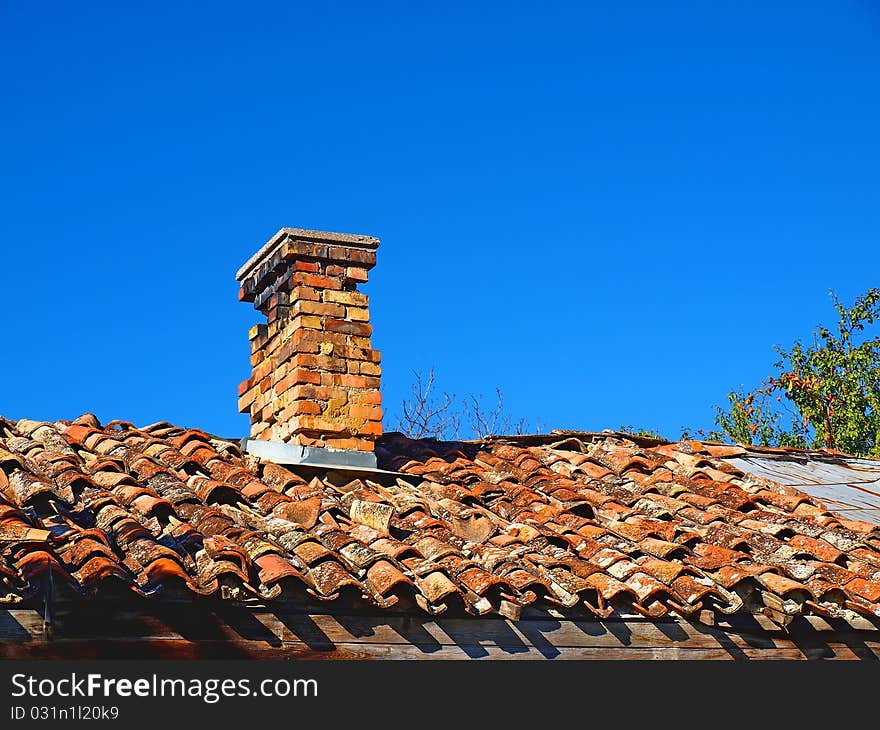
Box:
3;602;880;660
0;637;856;660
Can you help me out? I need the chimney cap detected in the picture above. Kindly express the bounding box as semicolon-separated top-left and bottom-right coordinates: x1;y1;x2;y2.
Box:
236;227;381;282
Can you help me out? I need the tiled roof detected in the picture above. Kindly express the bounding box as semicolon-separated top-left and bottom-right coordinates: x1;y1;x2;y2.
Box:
3;414;880;627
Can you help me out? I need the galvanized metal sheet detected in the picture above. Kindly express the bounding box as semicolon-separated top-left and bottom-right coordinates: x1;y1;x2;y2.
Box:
241;438;378;469
727;454;880;526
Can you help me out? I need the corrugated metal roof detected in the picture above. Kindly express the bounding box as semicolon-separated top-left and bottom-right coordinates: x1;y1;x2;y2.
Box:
727;453;880;525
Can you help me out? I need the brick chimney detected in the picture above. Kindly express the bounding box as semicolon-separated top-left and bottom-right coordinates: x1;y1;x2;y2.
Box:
236;228;382;466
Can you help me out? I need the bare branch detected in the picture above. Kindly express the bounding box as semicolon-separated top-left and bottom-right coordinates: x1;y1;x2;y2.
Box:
397;368;460;440
467;388;521;438
399;370;532;441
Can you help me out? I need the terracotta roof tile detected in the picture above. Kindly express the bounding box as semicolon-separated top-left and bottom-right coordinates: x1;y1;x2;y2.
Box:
3;417;880;625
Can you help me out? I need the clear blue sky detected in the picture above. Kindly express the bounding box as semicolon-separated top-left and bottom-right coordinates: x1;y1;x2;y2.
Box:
2;1;879;440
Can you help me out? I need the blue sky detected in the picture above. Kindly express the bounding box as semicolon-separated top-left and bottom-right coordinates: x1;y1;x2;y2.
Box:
2;1;879;440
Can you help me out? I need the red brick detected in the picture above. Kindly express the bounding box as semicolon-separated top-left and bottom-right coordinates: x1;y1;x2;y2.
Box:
293;260;320;273
289;385;347;403
294;434;323;447
361;420;383;436
291;272;342;290
252;421;271;439
345;248;377;267
349;390;382;406
279;401;322;418
283;240;329;260
290;368;321;386
345;266;369;283
325;436;374;450
251;359;274;383
337;374;381;389
266;305;285;324
348;336;372;349
288;328;349;352
289;353;347;374
238;388;258;412
349;405;383;421
291;416;351;436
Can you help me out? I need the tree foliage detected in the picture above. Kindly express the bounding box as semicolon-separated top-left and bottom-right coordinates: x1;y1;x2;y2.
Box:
618;424;664;439
712;288;880;456
398;290;880;456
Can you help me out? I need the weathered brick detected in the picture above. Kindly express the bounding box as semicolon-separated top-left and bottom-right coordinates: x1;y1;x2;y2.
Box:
240;229;382;450
251;359;274;384
248;324;268;341
335;345;380;363
266;305;286;324
259;403;278;423
238;388;258;412
346;306;370;322
349;404;383;421
252;391;269;412
348;336;372;349
345;248;377;267
288;328;349;352
275;368;322;394
292;367;323;386
292;300;345;318
289;314;323;331
325;436;375;450
266;292;289;309
279;401;322;418
323;290;368;307
345;266;369;283
289;353;347;373
291;416;351;436
361;420;383;436
359;361;381;377
349;390;382;406
283;240;330;260
291;272;342;290
337;374;380;389
289;285;321;302
252;421;271;439
325;319;372;337
289;385;347;403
